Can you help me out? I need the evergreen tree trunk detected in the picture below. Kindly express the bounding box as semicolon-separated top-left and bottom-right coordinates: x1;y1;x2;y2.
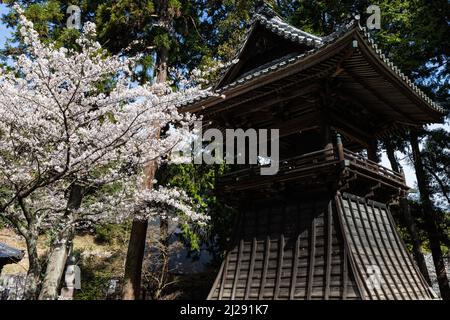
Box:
158;208;169;298
154;0;170;297
122;150;160;300
384;139;431;285
122;1;170;300
121;219;149;300
410;131;450;299
399;198;432;285
38;184;82;300
385;140;400;173
155;44;170;299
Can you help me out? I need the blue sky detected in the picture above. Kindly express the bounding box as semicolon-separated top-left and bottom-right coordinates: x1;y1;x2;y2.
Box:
0;4;11;49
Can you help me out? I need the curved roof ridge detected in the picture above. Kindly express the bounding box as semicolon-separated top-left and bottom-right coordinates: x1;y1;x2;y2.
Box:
254;13;323;45
255;13;322;42
322;19;359;43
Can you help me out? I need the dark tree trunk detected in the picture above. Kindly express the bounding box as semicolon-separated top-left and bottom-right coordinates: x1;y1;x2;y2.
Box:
122;218;149;300
122;158;160;300
399;198;432;285
367;139;379;163
122;2;170;298
384;139;400;172
410;131;450;299
38;184;83;300
155;46;169;84
23;220;40;300
384;139;431;285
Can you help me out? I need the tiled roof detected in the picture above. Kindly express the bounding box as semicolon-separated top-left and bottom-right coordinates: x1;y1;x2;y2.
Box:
175;19;352;108
0;243;24;261
337;193;436;299
207;192;436;300
253;12;323;47
214;20;357;92
178;8;444;116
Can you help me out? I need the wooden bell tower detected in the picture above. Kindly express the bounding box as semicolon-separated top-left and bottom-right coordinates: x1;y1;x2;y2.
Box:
181;3;444;300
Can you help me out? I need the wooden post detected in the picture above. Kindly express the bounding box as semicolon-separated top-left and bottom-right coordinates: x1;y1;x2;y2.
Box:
336;133;345;162
321;123;333;150
318;81;335;161
320;114;334;161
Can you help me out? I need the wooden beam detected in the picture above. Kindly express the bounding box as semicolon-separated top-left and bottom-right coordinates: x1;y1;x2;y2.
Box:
228;83;320;118
290;234;301;299
324;200;333;299
259;235;271;300
344;68;418;124
244;238;257;299
218;252;230;299
352;198;391;299
332;46;356;77
307;204;317;300
342;243;348;299
383;204;433;298
274;234;285;299
335;91;382;129
231;239;244;299
205;74;320;117
328;111;372;146
355;32;442;121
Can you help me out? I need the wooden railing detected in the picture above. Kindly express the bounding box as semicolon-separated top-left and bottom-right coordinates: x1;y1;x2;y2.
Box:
277;147;336;173
343;148;405;185
219;146;407;189
220;147;336;183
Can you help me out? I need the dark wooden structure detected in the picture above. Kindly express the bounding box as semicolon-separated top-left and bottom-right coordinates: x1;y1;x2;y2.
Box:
180;3;444;300
0;243;24;274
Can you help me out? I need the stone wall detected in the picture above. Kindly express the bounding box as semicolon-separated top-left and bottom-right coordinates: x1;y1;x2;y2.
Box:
0;274;27;300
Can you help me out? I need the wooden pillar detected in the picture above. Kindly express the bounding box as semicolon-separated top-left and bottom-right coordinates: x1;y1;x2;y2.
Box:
321;124;333;150
318;81;334;160
336;133;345;162
367;139;379;163
321;123;335;161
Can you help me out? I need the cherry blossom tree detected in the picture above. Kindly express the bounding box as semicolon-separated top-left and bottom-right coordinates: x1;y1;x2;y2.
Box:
0;6;209;299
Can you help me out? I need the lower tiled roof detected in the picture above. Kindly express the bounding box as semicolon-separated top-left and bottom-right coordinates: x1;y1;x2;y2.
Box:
0;243;24;262
207;192;436;300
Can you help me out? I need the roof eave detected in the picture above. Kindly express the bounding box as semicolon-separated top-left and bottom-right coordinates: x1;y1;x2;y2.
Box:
181;23;445;125
355;28;445;121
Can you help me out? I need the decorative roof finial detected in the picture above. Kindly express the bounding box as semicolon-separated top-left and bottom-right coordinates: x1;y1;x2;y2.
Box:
255;0;277;18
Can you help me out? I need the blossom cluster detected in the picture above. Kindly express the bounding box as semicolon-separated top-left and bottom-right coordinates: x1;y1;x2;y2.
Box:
0;6;210;234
